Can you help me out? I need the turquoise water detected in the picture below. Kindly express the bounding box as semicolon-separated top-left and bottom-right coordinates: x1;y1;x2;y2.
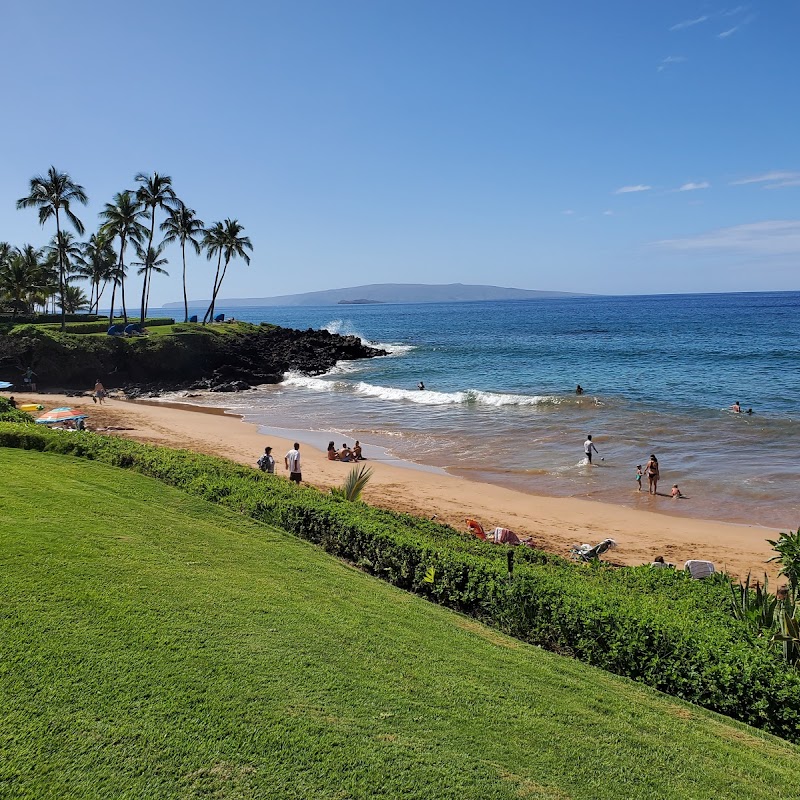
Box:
156;292;800;529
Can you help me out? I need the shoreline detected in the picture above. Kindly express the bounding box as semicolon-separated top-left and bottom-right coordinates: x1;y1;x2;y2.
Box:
9;391;782;580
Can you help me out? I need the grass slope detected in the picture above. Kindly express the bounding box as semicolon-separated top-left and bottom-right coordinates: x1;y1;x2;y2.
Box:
1;450;797;799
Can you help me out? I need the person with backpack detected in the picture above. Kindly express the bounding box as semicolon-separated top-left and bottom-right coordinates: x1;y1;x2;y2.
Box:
257;446;275;474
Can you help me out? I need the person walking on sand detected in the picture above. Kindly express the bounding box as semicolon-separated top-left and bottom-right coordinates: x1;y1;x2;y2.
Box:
93;379;107;404
584;435;599;465
285;442;302;483
645;454;659;495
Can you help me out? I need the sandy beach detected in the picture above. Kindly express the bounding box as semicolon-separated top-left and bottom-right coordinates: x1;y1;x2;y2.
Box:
11;391;782;580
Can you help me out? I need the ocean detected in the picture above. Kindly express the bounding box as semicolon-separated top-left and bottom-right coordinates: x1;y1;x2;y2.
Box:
154;292;800;530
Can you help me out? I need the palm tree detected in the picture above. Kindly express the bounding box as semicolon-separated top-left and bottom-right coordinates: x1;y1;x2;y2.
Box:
76;232;117;314
202;219;252;324
0;247;43;320
132;241;169;317
99;192;148;323
44;231;83;289
160;201;204;323
58;284;90;313
16;167;88;330
133;173;176;324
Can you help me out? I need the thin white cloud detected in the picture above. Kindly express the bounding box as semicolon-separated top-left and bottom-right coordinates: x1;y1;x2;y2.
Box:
670;15;709;31
723;5;746;17
718;26;739;38
657;220;800;255
657;55;687;72
678;181;710;191
731;171;800;188
614;185;652;195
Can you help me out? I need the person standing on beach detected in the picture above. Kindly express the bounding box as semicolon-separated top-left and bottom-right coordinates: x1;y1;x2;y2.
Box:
285;442;302;483
645;454;659;495
23;367;36;391
584;435;599;464
93;380;107;404
258;446;275;473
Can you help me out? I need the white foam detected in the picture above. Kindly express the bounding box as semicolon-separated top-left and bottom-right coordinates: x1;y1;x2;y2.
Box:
354;382;467;405
282;372;341;392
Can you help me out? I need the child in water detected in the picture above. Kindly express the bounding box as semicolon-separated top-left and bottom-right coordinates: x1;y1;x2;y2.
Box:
671;484;683;499
635;465;644;492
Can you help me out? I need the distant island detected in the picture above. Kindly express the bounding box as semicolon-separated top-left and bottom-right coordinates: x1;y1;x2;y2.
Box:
168;283;589;308
337;299;384;305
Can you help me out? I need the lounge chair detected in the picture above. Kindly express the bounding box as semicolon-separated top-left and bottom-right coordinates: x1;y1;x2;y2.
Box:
569;538;618;562
106;324;124;336
684;560;715;579
214;313;225;322
189;315;198;323
466;518;487;540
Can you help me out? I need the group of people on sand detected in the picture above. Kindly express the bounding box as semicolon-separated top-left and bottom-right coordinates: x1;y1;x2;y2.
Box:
327;440;364;462
257;442;304;484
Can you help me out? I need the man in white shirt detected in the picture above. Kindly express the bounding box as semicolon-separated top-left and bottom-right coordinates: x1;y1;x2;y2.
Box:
285;442;302;483
584;435;599;465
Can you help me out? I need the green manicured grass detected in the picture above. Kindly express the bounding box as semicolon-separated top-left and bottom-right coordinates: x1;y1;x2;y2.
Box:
1;450;798;799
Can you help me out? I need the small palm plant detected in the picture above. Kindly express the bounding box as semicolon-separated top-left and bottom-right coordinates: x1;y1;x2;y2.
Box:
767;528;800;603
330;464;374;502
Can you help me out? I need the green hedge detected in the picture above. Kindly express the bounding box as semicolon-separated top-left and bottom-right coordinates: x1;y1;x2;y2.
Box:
0;398;35;425
28;317;176;334
2;422;798;742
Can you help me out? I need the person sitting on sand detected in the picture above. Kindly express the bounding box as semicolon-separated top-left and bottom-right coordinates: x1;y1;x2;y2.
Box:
731;401;741;413
327;441;340;461
340;443;353;462
8;396;16;408
651;555;673;568
353;440;363;461
671;484;683;499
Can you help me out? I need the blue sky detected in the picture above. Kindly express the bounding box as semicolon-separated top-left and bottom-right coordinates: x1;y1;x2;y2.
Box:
1;1;798;303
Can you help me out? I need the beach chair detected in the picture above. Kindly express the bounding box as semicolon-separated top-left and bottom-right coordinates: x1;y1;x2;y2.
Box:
189;315;198;323
214;313;225;322
684;560;716;579
106;324;123;336
569;538;618;562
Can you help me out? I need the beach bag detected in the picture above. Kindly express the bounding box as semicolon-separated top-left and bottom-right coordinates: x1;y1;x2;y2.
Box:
257;455;270;472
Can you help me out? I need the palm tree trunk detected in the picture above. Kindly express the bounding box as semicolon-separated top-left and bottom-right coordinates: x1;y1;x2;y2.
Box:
141;208;156;324
203;251;223;324
181;240;188;323
55;209;66;331
109;281;117;325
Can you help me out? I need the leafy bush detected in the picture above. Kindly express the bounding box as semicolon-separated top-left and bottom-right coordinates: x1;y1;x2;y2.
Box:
30;317;176;334
1;422;799;742
0;398;34;425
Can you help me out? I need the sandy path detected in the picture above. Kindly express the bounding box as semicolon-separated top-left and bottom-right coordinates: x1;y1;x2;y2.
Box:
10;391;782;580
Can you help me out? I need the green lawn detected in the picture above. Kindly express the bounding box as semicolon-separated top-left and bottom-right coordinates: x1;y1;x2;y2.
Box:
1;449;798;799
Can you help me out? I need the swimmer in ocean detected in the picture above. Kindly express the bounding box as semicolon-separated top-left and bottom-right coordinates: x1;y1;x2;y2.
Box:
418;381;425;390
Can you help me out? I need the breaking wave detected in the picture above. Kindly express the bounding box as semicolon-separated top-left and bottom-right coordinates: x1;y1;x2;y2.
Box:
323;319;415;357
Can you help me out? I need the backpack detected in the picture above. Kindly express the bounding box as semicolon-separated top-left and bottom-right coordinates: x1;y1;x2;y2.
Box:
257;455;270;471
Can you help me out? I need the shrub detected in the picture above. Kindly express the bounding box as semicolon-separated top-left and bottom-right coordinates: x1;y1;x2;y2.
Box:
1;422;799;742
0;398;35;425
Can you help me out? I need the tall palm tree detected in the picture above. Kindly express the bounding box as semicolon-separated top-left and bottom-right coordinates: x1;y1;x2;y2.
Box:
99;192;148;323
16;167;88;330
76;232;117;314
133;173;176;324
160;201;204;323
43;230;84;307
132;241;169;317
202;219;252;324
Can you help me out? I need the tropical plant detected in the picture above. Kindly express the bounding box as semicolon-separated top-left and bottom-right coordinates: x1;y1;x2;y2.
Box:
330;464;374;502
730;573;778;636
0;247;43;319
133;173;176;324
57;284;90;313
160;201;204;322
767;528;800;602
76;232;117;314
132;242;169;316
16;167;88;331
99;191;148;323
202;218;252;324
772;609;800;667
43;231;83;292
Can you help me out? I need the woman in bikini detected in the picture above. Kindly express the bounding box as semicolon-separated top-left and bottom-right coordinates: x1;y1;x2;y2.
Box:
645;454;660;495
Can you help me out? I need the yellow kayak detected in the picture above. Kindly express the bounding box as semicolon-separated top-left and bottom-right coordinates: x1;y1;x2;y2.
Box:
19;404;44;412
